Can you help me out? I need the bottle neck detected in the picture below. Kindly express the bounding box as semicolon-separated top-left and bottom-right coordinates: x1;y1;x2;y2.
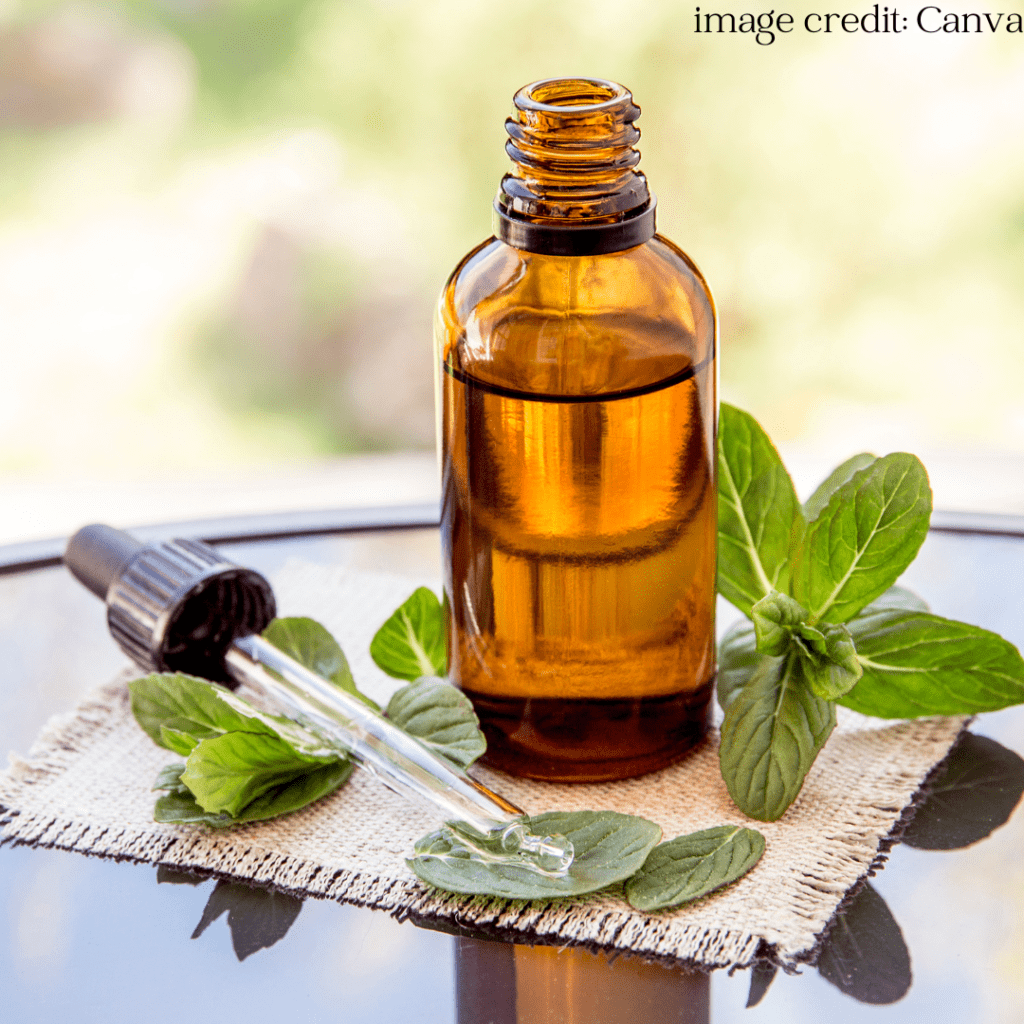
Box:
493;78;656;256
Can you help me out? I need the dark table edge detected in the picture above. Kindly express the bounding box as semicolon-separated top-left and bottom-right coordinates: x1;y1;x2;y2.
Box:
0;503;442;576
1;505;1020;577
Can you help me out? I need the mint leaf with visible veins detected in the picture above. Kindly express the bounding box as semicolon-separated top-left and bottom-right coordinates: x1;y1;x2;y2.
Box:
840;609;1024;718
130;673;277;751
371;587;447;680
263;616;379;710
719;652;836;821
182;731;342;818
790;453;932;626
717;403;803;617
626;825;765;911
386;676;485;769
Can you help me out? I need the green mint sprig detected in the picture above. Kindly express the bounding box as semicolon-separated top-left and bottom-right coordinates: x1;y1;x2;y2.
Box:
717;402;1024;821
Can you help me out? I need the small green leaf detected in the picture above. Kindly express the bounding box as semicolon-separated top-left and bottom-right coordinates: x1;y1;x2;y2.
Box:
820;624;860;674
790;453;932;625
154;759;353;828
130;672;333;760
229;759;352;822
386;677;486;769
795;622;862;700
153;762;189;793
717;403;804;617
720;653;836;821
159;727;198;757
802;655;861;701
717;621;761;712
860;584;930;613
154;789;234;827
182;732;341;817
752;591;809;656
370;587;447;680
625;825;765;911
263;616;379;711
840;610;1024;718
803;453;877;521
408;810;662;900
129;673;278;751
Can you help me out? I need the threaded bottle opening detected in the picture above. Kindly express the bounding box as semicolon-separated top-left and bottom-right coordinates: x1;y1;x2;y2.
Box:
495;78;655;255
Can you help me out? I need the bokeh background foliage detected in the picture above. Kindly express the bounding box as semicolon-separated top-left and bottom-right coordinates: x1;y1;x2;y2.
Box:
1;0;1023;474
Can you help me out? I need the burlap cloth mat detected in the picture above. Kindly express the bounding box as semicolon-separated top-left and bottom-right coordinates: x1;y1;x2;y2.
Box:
0;561;965;971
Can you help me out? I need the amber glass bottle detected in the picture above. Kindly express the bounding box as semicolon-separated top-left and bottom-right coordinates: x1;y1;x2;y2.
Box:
436;78;717;782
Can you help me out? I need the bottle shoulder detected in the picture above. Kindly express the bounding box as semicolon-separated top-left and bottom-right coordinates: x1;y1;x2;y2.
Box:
436;235;716;396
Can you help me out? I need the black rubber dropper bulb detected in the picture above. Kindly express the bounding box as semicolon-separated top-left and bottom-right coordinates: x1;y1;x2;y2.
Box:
64;524;276;683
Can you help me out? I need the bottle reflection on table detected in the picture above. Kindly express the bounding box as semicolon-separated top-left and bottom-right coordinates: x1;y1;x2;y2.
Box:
456;936;709;1024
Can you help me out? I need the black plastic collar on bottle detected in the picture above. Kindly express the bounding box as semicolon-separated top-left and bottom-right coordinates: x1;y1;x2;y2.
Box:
493;198;657;256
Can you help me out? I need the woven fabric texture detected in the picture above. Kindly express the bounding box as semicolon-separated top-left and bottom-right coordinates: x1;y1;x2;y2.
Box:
0;562;965;970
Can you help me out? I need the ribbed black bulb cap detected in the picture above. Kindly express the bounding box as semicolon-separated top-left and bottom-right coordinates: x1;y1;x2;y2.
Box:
64;525;276;683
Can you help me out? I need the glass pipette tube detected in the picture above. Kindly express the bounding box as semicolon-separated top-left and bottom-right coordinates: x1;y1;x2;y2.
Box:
227;634;574;875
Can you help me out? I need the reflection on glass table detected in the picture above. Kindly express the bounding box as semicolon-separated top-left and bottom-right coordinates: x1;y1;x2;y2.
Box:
3;514;1024;1023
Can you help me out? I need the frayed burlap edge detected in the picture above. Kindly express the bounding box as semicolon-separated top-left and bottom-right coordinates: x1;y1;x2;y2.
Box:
0;671;966;974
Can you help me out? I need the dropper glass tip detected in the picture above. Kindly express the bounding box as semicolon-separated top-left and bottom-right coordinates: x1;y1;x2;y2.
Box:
502;823;574;876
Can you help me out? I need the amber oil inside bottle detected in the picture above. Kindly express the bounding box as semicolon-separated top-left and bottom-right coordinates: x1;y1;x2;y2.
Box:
436;79;717;782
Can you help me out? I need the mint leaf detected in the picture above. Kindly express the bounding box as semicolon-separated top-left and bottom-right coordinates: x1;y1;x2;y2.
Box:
155;789;234;827
386;677;486;769
131;672;334;760
153;762;189;793
263;616;379;711
840;609;1024;717
408;810;662;900
800;623;862;700
370;587;447;680
790;453;932;625
159;726;199;757
130;673;278;751
747;593;861;700
625;825;765;911
803;453;877;521
752;591;809;656
182;732;342;817
155;759;352;828
718;621;761;712
719;653;836;821
861;584;930;613
717;403;803;617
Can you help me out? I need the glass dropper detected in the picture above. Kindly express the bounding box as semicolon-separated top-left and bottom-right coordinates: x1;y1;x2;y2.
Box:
63;524;574;877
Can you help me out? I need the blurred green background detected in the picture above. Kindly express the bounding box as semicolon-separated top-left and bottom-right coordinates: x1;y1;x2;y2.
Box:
2;0;1023;533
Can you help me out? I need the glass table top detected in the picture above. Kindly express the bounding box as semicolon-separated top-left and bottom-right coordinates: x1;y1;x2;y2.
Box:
2;516;1023;1023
